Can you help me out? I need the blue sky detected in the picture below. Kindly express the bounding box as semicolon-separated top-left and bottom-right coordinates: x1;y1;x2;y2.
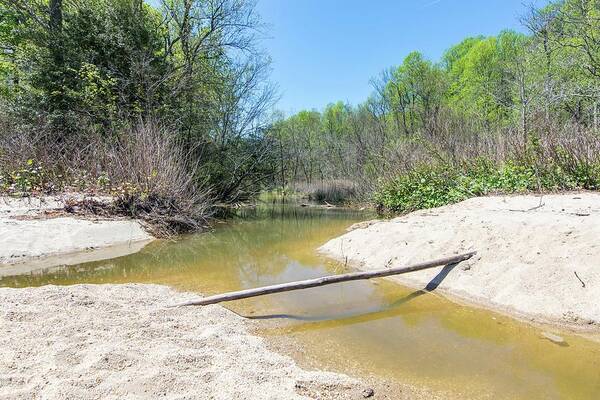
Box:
256;0;546;114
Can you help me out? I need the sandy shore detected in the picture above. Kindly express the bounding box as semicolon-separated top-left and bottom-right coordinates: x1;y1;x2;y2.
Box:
0;196;153;270
320;193;600;331
0;284;368;399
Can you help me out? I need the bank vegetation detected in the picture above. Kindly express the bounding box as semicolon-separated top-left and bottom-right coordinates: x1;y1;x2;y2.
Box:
270;0;600;211
0;0;277;234
1;0;600;229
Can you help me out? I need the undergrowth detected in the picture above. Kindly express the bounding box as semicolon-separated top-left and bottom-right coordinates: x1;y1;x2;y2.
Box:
0;121;213;237
293;180;357;204
375;157;600;214
0;160;113;197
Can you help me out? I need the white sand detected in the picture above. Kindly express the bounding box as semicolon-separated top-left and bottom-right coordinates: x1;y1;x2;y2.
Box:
0;284;364;400
0;196;153;268
320;193;600;330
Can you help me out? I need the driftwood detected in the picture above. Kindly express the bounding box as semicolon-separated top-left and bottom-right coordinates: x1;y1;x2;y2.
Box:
170;251;477;307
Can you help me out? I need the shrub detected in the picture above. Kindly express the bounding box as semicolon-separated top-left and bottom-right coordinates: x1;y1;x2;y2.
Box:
103;120;214;236
0;120;214;236
295;180;357;204
374;157;600;214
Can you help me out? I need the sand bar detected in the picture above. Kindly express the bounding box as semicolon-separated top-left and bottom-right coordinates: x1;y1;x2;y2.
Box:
320;193;600;330
0;196;153;269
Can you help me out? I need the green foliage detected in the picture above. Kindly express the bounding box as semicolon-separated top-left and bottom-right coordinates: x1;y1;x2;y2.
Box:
443;31;528;126
67;62;119;121
385;51;447;135
322;101;351;137
0;0;275;206
0;160;59;195
375;157;600;214
274;0;600;204
2;0;599;215
374;165;465;213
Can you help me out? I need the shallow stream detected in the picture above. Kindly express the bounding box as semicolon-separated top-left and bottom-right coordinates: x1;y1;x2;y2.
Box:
2;203;600;399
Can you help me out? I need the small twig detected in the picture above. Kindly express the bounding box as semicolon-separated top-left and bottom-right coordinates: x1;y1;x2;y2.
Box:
528;202;545;211
574;271;586;288
509;202;545;213
537;194;544;209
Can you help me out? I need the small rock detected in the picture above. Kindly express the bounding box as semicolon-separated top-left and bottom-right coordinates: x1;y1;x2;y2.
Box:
541;331;565;345
362;388;375;398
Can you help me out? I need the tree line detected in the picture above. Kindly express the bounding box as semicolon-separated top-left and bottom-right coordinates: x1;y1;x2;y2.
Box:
271;0;600;205
1;0;599;224
0;0;277;202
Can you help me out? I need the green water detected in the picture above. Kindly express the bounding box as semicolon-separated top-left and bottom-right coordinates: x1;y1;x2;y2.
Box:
2;203;600;399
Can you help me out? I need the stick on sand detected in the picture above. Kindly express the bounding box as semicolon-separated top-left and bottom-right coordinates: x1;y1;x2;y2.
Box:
170;251;477;307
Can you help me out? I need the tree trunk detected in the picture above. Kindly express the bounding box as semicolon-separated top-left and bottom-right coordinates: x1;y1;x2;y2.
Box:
49;0;63;65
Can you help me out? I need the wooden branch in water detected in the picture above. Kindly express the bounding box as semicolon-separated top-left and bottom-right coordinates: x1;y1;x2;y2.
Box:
169;251;477;307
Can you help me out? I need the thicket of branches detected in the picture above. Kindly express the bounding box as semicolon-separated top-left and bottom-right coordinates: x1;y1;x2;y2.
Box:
271;0;600;206
0;0;278;232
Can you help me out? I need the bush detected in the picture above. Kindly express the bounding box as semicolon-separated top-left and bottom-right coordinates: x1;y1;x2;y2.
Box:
0;120;214;236
104;120;214;235
374;157;600;214
374;165;463;213
0;160;54;195
295;180;357;204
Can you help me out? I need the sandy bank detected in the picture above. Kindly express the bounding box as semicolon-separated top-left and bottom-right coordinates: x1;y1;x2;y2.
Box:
0;196;153;269
320;193;600;331
0;284;366;399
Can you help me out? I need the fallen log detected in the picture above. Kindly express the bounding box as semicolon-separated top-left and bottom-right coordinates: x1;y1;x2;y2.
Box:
170;251;476;307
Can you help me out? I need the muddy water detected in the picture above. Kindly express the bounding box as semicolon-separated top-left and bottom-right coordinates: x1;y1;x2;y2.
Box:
2;203;600;399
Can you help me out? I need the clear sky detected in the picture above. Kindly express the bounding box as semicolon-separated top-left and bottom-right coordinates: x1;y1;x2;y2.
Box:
256;0;546;114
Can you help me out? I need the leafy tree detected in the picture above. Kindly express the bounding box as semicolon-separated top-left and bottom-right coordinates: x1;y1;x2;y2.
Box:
0;0;276;203
384;51;446;136
525;0;600;125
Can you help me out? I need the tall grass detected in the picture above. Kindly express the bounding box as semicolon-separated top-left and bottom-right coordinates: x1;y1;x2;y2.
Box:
0;118;213;236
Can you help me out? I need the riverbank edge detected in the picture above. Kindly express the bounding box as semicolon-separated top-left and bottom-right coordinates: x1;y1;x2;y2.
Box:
319;193;600;337
339;257;600;339
0;195;155;270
